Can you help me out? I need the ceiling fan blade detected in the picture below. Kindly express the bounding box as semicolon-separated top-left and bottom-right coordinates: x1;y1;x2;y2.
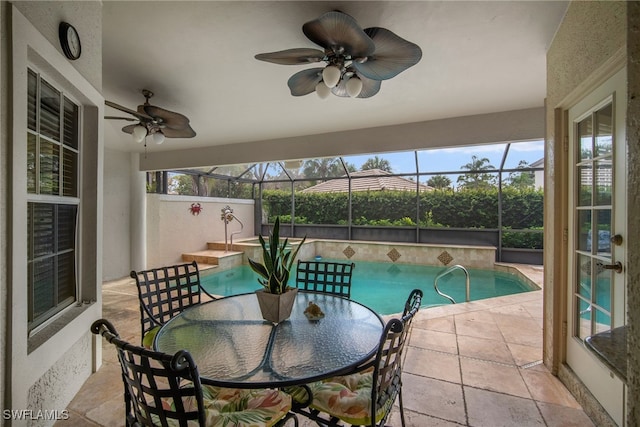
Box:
302;11;375;59
105;100;154;121
140;105;191;129
331;74;381;98
353;27;422;80
104;116;138;121
161;126;196;138
287;67;323;96
121;124;196;139
255;48;325;65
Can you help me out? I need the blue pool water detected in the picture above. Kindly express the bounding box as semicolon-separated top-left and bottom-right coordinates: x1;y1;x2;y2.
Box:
200;260;538;315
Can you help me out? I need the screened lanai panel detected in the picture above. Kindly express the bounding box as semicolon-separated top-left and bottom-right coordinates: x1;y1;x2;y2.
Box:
212;164;258;179
417;144;505;176
298;157;348;181
341;151;416;175
295;177;349;225
503;140;544;169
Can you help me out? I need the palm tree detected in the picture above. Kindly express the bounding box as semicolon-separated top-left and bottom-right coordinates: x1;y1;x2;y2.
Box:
427;175;452;189
361;155;392;172
302;158;342;179
457;155;496;189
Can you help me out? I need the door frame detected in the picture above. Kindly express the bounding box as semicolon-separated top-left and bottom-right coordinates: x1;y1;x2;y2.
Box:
564;67;627;426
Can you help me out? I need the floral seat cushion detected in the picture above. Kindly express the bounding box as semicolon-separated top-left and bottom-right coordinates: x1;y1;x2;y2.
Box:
178;386;292;427
288;367;391;426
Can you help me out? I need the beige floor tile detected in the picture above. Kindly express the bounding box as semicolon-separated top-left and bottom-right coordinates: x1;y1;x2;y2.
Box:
455;318;504;341
520;365;583;409
413;315;455;334
499;324;543;348
84;395;126;427
490;304;535;318
404;346;461;383
389;409;464;426
54;410;102;427
507;342;542;367
457;335;514;364
402;374;467;425
454;310;496;324
465;387;545;427
409;327;458;354
460;358;530;399
537;402;597;427
67;362;123;415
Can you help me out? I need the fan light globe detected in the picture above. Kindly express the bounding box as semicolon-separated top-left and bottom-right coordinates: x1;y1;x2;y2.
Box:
315;82;331;99
346;77;363;98
132;124;147;143
153;131;165;145
322;65;341;88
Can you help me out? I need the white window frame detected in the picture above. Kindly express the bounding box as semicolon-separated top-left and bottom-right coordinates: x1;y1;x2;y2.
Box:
26;68;82;333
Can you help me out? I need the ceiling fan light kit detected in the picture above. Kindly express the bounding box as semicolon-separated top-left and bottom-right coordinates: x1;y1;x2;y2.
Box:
105;89;195;147
255;11;422;99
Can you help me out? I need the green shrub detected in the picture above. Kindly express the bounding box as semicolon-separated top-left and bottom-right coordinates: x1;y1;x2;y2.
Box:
261;188;543;231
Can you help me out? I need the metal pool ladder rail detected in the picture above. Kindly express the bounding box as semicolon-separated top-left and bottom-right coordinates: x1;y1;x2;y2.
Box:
433;264;470;304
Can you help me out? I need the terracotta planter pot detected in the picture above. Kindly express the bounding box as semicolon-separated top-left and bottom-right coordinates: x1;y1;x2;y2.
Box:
255;288;298;324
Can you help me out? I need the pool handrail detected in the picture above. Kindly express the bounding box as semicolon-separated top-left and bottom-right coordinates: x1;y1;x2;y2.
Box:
433;264;470;304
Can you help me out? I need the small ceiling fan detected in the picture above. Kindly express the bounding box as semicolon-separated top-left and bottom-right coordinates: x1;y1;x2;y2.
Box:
105;89;196;145
255;11;422;99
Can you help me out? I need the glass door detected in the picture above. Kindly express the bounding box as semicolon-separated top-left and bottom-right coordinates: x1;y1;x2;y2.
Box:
566;68;626;425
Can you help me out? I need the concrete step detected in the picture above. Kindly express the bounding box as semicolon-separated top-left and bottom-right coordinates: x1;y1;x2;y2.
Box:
182;249;245;271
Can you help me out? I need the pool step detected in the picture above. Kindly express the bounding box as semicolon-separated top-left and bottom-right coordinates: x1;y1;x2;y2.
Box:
182;249;244;271
207;241;257;252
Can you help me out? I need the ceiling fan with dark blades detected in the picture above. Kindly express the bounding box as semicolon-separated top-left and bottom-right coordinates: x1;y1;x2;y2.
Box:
105;89;196;145
255;11;422;99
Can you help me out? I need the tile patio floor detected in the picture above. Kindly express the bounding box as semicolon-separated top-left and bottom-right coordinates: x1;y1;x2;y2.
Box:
58;264;596;426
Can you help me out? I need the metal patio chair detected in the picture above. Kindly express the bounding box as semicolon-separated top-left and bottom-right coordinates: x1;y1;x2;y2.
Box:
288;288;423;427
91;319;297;427
296;260;356;298
130;261;217;347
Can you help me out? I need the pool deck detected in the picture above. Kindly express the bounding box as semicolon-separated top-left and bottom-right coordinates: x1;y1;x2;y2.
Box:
57;263;596;427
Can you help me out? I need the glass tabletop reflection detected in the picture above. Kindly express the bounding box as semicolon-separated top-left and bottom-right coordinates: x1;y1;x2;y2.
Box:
154;291;384;388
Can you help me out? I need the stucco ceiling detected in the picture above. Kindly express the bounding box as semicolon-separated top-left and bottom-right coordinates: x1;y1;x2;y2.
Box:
102;1;568;159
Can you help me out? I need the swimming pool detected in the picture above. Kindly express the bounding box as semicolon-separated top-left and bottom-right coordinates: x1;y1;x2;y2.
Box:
201;260;538;315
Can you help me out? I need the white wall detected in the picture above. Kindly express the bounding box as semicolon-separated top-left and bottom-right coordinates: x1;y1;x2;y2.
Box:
146;195;255;269
4;4;103;422
102;148;132;281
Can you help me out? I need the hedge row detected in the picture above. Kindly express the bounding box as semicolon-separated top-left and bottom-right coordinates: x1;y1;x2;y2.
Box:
262;188;543;229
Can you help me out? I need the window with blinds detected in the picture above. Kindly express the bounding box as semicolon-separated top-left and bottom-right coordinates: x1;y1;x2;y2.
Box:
27;69;79;331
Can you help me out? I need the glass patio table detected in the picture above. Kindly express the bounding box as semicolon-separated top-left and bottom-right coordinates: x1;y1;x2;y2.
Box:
154;291;384;388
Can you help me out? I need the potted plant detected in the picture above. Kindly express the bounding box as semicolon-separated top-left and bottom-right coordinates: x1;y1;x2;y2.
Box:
248;217;306;323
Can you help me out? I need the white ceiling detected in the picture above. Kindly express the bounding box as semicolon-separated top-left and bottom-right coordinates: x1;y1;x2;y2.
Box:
102;1;568;160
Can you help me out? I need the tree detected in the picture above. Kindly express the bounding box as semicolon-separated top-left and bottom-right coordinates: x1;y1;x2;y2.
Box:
302;158;344;179
301;158;355;185
169;174;198;195
457;155;496;190
361;156;392;172
427;175;452;189
506;160;535;189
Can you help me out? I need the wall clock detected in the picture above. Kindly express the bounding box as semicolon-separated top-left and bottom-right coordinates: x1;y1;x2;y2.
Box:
59;22;81;60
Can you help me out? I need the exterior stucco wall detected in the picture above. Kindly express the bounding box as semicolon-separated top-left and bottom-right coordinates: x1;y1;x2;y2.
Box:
1;0;9;412
103;148;132;281
545;1;633;426
3;2;103;423
626;3;640;425
12;0;101;92
146;195;255;269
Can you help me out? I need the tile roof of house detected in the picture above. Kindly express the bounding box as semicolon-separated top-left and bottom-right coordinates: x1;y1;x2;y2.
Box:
301;169;432;193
